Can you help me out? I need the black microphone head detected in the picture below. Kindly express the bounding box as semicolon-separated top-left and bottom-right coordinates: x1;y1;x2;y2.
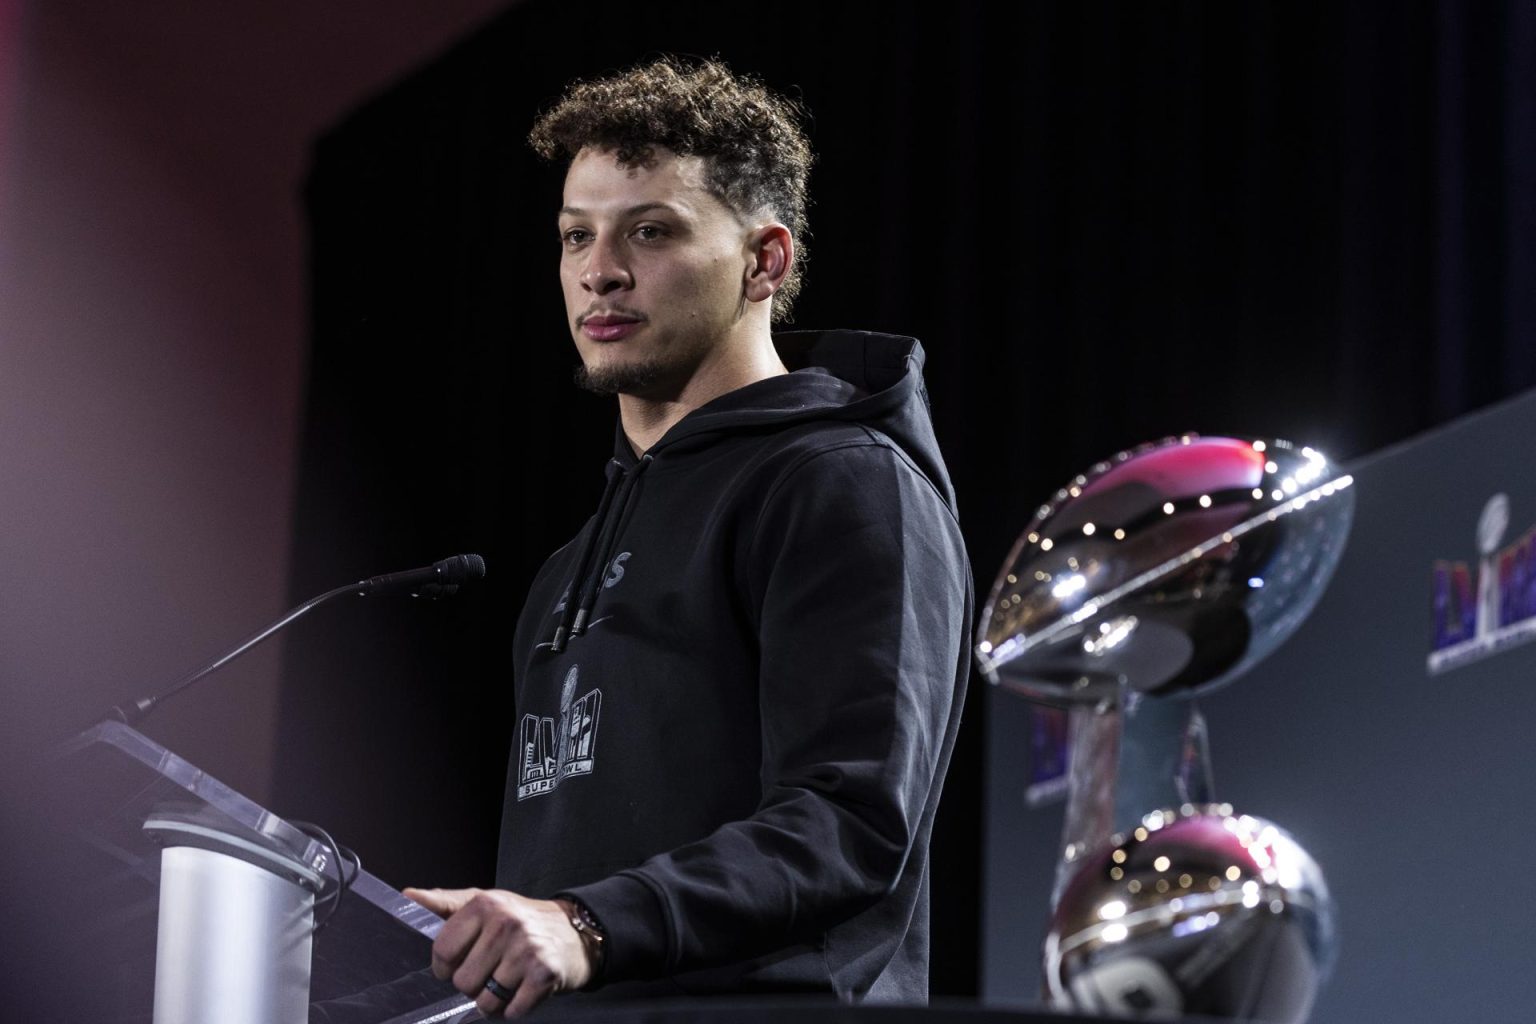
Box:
432;553;486;585
357;555;486;599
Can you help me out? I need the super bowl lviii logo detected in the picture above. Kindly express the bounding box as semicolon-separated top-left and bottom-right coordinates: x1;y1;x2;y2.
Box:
1429;494;1536;674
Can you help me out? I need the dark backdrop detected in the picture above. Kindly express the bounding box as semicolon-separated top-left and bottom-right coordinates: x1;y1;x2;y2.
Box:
276;0;1535;999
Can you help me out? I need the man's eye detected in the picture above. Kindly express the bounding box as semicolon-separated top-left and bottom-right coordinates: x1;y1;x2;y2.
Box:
561;229;591;247
633;224;667;241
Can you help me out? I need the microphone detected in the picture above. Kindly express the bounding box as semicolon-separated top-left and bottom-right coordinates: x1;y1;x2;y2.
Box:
357;553;487;599
107;554;486;725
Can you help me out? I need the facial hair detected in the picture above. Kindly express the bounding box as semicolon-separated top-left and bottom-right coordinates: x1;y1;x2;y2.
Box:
572;360;667;396
571;290;748;398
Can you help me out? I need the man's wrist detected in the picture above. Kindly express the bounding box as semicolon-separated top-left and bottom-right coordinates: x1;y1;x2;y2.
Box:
553;896;607;987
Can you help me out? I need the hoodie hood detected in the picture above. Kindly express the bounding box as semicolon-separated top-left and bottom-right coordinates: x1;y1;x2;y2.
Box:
618;329;957;511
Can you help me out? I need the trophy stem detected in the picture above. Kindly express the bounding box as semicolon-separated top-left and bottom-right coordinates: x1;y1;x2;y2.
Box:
1054;694;1217;907
1175;702;1216;805
1055;700;1122;905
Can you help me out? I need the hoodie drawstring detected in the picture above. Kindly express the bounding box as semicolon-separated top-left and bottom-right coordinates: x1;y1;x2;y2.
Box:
551;453;652;652
552;459;622;652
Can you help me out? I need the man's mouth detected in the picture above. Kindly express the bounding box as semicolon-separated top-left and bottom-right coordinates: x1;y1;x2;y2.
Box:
579;312;645;342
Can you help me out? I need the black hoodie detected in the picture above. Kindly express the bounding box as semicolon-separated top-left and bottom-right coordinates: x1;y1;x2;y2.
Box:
496;329;971;1002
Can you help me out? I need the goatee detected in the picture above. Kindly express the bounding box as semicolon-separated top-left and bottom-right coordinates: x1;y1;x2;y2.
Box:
573;360;666;396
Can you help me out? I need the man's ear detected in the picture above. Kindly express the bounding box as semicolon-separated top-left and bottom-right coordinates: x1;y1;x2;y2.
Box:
743;224;793;304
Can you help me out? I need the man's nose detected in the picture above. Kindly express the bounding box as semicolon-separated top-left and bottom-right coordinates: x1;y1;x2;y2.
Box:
581;238;632;294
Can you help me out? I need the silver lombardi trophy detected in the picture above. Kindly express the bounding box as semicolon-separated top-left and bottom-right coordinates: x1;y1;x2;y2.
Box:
976;435;1352;1022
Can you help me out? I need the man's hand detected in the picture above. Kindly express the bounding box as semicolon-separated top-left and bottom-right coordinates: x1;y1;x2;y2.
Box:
402;887;595;1019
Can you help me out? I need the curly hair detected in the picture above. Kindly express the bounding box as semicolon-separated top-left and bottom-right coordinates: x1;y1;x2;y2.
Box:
529;57;813;321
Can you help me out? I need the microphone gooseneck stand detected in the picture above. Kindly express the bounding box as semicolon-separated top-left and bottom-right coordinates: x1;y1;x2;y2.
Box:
109;553;486;725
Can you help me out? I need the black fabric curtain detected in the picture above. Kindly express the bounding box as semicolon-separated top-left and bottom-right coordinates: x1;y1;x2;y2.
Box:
278;0;1535;997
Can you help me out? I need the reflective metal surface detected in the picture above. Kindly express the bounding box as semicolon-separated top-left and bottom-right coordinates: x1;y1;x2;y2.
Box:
976;435;1355;703
1045;805;1337;1022
153;844;315;1024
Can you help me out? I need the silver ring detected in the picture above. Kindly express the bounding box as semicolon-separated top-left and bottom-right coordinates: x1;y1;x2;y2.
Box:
484;976;515;1001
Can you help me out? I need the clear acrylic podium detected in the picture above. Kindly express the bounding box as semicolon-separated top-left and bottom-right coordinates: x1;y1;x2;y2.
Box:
43;723;1153;1024
50;721;478;1024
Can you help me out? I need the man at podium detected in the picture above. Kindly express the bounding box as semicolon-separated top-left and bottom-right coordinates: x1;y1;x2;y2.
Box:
405;57;972;1018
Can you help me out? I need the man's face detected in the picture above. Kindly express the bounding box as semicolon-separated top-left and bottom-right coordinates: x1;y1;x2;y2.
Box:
558;147;752;398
